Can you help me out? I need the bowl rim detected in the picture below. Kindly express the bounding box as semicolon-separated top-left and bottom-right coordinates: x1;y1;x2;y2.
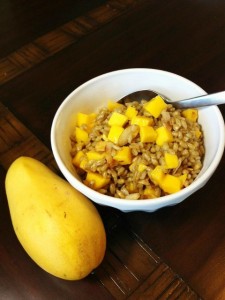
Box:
51;68;225;209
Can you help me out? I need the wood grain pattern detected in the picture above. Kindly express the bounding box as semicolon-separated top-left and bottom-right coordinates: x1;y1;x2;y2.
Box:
0;100;200;299
1;0;225;298
0;0;147;85
0;103;57;171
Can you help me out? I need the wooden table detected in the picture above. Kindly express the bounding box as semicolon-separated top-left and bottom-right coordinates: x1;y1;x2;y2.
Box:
1;1;225;299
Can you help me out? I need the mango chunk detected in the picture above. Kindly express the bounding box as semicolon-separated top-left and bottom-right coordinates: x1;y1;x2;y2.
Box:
107;126;124;144
164;153;179;169
156;126;173;146
160;174;182;194
149;166;165;185
138;163;148;172
126;182;136;193
182;109;198;122
108;112;128;127
149;167;184;194
86;172;110;190
125;106;138;120
144;95;167;118
76;112;96;127
179;173;187;186
195;129;202;139
72;151;88;170
107;101;123;111
140;126;157;143
143;187;159;199
79;158;88;170
131;116;153;126
86;151;105;161
95;141;107;152
87;113;96;131
72;151;86;168
114;147;132;165
75;127;89;144
76;112;89;127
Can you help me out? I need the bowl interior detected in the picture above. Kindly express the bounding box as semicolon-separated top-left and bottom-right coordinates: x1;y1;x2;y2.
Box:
51;69;225;212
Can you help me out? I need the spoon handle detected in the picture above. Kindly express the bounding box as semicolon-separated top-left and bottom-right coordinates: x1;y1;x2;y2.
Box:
173;91;225;108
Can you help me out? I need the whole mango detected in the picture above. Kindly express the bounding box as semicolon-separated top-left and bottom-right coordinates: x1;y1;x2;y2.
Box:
5;156;106;280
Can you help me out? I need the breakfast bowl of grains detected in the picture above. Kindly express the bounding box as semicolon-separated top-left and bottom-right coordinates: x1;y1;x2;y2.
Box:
51;69;225;212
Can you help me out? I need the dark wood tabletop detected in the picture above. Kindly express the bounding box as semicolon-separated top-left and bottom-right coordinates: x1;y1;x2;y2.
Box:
1;0;225;299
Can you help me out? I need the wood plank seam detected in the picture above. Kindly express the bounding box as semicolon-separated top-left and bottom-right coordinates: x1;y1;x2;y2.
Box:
0;0;148;86
95;221;201;299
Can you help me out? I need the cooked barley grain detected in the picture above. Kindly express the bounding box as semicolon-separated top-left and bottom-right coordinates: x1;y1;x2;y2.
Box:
70;101;205;200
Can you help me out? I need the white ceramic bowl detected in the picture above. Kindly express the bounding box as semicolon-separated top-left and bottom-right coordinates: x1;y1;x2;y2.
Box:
51;69;225;212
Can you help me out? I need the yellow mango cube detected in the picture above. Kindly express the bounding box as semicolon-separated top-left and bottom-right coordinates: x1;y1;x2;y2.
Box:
160;174;182;194
89;113;97;121
108;112;128;127
108;126;124;144
126;182;136;193
125;106;138;120
86;151;105;161
72;151;85;168
149;166;165;185
87;113;97;130
156;126;173;146
164;153;179;169
179;173;187;186
138;163;147;172
182;109;198;122
79;159;88;170
76;112;96;127
131;115;153;126
195;129;202;139
95;141;107;152
143;187;159;199
76;112;89;127
72;151;88;170
107;100;123;111
140;126;157;143
86;172;110;190
144;95;167;118
75;127;89;144
114;147;132;165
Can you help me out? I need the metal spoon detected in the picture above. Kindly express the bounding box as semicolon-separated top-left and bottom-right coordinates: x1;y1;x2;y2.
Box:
118;90;225;108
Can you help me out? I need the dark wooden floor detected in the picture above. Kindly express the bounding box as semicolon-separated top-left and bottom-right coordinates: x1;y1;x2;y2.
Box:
1;0;225;299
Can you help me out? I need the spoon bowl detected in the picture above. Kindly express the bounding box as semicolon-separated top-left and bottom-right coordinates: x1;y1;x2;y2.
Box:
118;89;225;108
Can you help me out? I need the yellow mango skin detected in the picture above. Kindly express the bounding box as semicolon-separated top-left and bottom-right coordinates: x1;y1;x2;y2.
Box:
5;157;106;280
